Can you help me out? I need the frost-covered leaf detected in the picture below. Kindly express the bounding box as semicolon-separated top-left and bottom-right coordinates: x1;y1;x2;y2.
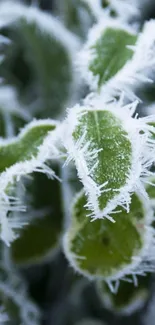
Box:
63;189;154;280
0;1;80;119
10;169;64;266
96;275;150;315
63;98;155;220
0;119;61;245
79;19;155;103
99;20;155;102
78;19;137;90
0;120;56;173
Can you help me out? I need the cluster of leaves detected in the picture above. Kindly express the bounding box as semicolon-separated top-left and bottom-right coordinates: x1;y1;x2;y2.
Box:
1;0;155;324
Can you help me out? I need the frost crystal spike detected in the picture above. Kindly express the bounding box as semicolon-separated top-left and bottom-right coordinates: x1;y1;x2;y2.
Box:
0;119;61;245
63;97;155;220
10;170;64;266
78;19;137;91
99;19;155;101
78;18;155;102
96;275;150;315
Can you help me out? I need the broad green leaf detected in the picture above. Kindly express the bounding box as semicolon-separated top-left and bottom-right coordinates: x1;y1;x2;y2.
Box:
0;119;60;245
64;190;150;280
89;27;137;88
79;21;137;89
64;101;155;220
10;168;64;266
96;275;150;314
98;20;155;102
73;110;131;211
0;2;79;119
64;105;133;220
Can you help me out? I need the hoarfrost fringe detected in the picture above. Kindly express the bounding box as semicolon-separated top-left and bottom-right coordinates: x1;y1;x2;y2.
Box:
101;19;155;101
96;280;149;315
0;1;81;115
77;18;137;92
101;20;155;100
0;1;80;52
0;119;63;246
62;95;155;221
78;19;155;102
63;188;155;283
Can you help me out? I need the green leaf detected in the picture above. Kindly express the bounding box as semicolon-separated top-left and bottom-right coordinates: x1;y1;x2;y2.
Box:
0;2;79;119
10;168;64;266
64;100;155;220
0;119;60;245
64;190;151;280
64;104;133;220
79;21;137;89
0;121;56;172
90;28;136;88
97;20;155;102
96;274;150;315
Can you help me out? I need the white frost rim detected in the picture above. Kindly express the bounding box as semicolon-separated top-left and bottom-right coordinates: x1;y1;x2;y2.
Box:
0;119;63;245
63;189;155;283
62;95;155;222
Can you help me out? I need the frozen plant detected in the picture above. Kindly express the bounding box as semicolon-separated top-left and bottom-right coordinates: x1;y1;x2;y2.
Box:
0;0;155;324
